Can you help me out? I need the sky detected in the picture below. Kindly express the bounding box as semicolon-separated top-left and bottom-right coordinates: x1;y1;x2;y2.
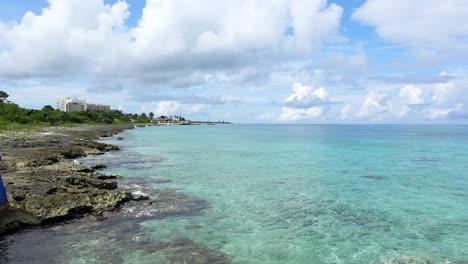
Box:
0;0;467;124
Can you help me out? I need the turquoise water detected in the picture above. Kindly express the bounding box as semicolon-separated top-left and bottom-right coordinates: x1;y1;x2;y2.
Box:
3;125;468;263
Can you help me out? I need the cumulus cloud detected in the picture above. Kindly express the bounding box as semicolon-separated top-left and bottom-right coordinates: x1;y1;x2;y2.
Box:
0;0;130;78
432;81;459;106
353;0;468;52
399;85;424;105
339;104;351;120
423;104;465;120
0;0;343;88
358;90;389;119
279;83;336;121
397;85;425;117
279;106;324;121
154;101;209;116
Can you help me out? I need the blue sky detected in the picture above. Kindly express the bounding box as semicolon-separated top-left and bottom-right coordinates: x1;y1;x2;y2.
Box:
0;0;467;124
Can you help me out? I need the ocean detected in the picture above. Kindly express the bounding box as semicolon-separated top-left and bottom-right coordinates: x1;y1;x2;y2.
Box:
2;125;467;263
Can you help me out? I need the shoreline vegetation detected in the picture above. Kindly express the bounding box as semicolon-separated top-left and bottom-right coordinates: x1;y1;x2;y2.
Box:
0;91;231;132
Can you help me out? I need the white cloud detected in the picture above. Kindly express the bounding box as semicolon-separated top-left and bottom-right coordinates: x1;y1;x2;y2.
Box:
423;103;465;120
0;0;130;78
0;0;343;88
432;81;459;106
397;85;424;117
353;0;468;52
399;85;424;105
358;89;389;119
154;101;208;116
284;83;330;108
339;104;351;120
279;106;324;121
279;83;334;121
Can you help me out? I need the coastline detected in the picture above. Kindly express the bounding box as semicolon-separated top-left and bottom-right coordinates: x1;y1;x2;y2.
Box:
0;124;230;264
0;124;148;235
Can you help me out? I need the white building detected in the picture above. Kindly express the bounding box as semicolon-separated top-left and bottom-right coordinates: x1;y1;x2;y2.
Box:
87;103;111;112
57;97;87;112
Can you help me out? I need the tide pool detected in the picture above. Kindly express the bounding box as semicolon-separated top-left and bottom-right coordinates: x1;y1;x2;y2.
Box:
2;125;468;263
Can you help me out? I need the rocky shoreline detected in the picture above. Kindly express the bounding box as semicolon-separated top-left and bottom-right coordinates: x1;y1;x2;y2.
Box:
0;124;231;263
0;124;149;235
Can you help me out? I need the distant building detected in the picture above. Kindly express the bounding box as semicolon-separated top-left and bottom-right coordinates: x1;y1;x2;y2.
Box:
57;97;111;112
156;116;171;124
87;103;111;112
57;97;87;112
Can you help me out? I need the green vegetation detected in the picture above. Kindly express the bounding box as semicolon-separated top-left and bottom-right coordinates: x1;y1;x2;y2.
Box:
0;91;154;131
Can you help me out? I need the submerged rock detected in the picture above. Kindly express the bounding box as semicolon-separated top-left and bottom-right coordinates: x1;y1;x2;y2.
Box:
361;175;387;180
151;238;230;264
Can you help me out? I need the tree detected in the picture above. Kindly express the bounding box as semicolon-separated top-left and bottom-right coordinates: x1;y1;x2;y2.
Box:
137;112;148;123
47;111;62;126
0;91;9;103
148;112;154;120
42;105;55;111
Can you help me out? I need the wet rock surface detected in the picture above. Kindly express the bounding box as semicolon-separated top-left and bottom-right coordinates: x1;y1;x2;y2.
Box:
0;125;138;235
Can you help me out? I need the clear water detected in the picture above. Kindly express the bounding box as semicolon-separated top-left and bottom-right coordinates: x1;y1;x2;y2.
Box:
2;125;468;263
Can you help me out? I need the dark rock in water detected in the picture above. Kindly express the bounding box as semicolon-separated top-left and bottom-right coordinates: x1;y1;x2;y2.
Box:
342;216;369;226
153;178;172;184
115;187;209;221
96;174;119;180
185;224;204;230
130;193;150;201
92;163;107;170
117;137;124;140
375;256;457;264
95;212;108;221
77;163;107;173
151;238;230;264
0;206;40;236
361;175;387;180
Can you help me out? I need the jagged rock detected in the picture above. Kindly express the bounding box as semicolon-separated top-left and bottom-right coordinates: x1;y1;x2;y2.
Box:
0;206;40;236
77;163;107;173
18;190;131;220
96;174;119;180
65;176;118;190
0;125;137;236
61;147;87;159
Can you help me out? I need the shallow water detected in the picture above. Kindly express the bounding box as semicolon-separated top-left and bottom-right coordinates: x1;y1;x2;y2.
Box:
2;125;468;263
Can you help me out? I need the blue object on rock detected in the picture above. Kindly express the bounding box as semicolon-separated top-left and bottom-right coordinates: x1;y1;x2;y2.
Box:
0;153;6;206
0;174;7;206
